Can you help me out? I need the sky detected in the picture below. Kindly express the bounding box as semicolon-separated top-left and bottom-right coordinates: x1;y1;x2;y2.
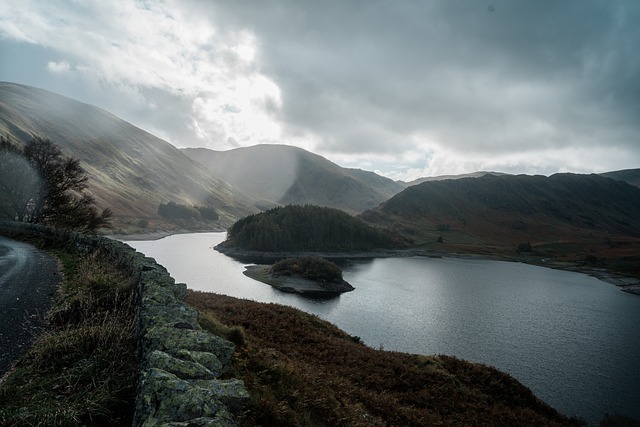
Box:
1;0;639;181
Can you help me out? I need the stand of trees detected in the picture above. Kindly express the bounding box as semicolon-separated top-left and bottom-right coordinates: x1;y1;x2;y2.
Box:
0;135;112;233
223;205;406;252
158;201;218;221
270;256;344;284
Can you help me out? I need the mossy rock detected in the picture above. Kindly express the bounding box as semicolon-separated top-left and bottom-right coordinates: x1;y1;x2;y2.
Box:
148;350;218;380
144;325;235;373
135;368;235;426
139;302;199;330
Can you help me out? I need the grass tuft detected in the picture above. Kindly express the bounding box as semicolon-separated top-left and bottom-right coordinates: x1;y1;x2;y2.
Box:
197;310;246;348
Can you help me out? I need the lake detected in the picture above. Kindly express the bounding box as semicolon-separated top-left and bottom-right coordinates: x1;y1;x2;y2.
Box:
125;232;640;425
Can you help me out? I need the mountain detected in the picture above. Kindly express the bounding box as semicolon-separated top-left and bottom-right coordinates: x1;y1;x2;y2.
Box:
361;173;640;262
601;168;640;188
182;145;405;214
0;82;252;227
405;171;508;186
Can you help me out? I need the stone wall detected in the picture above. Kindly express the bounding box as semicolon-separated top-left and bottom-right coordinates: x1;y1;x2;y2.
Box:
0;222;248;426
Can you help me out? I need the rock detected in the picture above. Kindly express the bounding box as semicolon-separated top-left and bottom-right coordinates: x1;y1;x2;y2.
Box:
139;302;200;331
144;325;236;373
135;368;236;426
148;350;217;380
141;285;179;306
173;282;188;301
189;379;250;413
174;349;224;378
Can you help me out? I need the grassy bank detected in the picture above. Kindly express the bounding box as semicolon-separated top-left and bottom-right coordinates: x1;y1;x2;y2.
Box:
187;290;580;427
0;244;138;426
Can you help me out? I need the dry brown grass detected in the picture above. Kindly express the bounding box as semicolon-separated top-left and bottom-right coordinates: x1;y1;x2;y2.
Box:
187;290;581;427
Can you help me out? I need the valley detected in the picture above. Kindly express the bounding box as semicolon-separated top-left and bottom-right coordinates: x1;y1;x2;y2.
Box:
2;82;639;280
2;81;640;425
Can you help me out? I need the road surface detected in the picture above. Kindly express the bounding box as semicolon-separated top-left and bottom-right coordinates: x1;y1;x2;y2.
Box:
0;235;61;377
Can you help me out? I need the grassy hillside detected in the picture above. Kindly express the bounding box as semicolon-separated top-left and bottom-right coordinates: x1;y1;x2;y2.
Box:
187;291;580;426
183;145;405;214
0;82;253;230
361;173;640;271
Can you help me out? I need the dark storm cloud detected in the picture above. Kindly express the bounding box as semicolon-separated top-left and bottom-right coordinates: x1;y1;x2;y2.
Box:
208;0;640;169
1;0;639;178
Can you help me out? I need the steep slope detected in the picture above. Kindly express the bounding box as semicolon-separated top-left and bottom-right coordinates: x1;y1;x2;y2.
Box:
0;82;251;225
361;173;640;258
601;168;640;188
183;145;405;214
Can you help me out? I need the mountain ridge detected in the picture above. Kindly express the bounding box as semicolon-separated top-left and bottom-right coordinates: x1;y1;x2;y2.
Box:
183;144;406;214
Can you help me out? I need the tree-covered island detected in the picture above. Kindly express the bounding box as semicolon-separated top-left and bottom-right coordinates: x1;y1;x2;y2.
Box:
244;256;354;295
216;204;408;254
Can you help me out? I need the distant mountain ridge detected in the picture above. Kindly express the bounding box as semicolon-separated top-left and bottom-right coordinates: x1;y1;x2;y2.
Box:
361;173;640;259
0;82;251;226
601;168;640;188
405;171;508;187
183;145;405;214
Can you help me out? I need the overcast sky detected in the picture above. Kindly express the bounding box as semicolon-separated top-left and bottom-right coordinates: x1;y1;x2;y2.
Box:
1;1;639;180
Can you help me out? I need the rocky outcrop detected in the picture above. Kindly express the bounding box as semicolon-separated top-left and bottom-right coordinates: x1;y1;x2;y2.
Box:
0;221;248;426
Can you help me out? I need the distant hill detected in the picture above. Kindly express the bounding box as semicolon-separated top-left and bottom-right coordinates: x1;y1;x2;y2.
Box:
601;168;640;188
361;173;640;261
405;171;508;187
182;145;405;214
0;82;252;228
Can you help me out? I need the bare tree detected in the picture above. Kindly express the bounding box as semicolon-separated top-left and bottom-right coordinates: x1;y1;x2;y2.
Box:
0;135;111;233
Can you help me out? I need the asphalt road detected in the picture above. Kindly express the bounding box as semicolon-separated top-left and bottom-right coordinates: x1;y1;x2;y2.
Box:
0;235;61;377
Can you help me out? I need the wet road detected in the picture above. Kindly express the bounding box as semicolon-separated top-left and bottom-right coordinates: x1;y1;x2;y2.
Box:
0;235;61;376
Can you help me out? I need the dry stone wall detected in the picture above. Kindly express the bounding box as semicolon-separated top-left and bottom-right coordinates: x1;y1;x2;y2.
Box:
0;222;248;426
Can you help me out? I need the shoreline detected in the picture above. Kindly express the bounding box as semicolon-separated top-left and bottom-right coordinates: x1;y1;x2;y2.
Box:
214;244;445;260
217;244;640;296
107;227;225;242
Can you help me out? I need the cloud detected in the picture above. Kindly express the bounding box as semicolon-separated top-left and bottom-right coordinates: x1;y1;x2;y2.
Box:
46;60;71;73
1;0;639;178
0;0;282;149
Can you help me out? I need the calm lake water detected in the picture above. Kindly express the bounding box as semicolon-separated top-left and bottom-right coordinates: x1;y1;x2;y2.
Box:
125;232;640;425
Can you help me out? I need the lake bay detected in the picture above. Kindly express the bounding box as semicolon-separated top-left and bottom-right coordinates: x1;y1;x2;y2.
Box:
126;232;640;425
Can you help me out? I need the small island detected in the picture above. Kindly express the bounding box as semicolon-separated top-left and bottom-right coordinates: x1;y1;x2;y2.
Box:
243;256;355;296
